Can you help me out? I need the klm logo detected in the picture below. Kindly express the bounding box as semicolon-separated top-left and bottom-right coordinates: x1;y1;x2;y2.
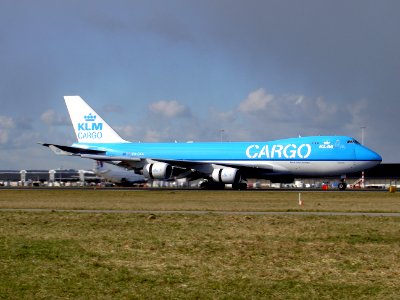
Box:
319;141;334;149
78;122;103;131
77;113;103;140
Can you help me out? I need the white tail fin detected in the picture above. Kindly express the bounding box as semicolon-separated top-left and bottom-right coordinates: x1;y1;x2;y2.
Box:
64;96;128;144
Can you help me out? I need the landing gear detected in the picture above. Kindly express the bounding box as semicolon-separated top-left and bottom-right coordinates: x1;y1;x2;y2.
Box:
232;182;248;190
199;179;247;190
199;180;225;190
338;179;347;191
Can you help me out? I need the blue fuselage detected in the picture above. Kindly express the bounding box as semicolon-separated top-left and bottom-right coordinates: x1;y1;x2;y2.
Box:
74;136;380;161
73;135;381;177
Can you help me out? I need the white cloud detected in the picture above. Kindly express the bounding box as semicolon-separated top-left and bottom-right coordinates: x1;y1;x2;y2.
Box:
238;88;273;113
0;116;15;129
209;108;236;123
149;100;191;118
237;89;345;126
40;109;69;126
137;88;365;144
232;88;371;140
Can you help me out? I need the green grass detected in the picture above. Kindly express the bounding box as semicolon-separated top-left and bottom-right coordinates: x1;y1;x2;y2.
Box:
1;190;400;298
1;212;399;299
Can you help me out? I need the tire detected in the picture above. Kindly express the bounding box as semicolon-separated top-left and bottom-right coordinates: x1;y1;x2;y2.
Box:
232;183;248;190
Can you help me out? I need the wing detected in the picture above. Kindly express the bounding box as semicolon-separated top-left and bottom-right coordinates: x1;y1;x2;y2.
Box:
41;143;283;181
153;158;276;179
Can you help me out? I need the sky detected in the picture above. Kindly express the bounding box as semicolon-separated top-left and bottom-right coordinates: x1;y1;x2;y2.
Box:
0;0;399;170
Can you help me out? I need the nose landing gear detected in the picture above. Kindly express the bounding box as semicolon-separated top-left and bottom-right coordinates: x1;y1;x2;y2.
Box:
338;178;347;190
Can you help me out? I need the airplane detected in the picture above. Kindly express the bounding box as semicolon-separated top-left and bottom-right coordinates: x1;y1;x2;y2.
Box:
93;161;146;186
41;96;382;190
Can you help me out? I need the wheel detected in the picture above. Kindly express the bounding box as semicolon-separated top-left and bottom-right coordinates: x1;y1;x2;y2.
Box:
232;183;248;190
199;180;225;190
338;182;347;190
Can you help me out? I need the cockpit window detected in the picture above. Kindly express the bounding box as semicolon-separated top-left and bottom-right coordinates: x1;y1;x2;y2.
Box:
347;139;360;144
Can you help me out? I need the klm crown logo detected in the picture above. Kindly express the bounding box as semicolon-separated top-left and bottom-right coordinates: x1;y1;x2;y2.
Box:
319;141;334;149
84;113;97;122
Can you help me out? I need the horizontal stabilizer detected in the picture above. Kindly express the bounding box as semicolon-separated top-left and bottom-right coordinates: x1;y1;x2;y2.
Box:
40;143;106;156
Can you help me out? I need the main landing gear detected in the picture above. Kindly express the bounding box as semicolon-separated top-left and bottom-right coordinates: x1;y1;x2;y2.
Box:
199;180;225;190
232;182;248;190
199;179;248;190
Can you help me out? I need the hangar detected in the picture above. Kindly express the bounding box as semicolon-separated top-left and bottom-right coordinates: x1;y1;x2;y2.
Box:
0;169;98;187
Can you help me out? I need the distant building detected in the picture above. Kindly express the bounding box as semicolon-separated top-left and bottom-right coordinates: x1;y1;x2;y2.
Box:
0;169;85;183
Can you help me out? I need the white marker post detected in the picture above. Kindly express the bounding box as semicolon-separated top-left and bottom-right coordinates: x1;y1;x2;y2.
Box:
298;193;303;206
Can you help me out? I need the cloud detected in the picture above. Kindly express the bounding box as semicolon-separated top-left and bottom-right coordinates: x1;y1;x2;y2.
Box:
0;114;41;149
144;129;164;142
237;89;341;125
149;100;191;118
0;115;15;145
40;110;69;126
232;88;376;140
0;131;9;144
209;108;236;123
238;88;273;113
0;116;15;129
0;1;398;166
119;87;374;144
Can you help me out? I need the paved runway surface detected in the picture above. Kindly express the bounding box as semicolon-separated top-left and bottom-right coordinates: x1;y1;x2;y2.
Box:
1;208;399;217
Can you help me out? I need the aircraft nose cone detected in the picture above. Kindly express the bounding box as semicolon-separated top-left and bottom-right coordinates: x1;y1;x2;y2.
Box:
372;151;382;162
357;146;382;163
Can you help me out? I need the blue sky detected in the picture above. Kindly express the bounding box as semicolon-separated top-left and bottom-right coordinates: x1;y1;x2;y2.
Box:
0;0;399;169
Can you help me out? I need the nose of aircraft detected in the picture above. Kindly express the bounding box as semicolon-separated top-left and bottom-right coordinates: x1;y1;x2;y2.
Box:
356;145;382;163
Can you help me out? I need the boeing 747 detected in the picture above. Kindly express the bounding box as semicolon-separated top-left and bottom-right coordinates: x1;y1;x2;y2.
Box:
42;96;382;190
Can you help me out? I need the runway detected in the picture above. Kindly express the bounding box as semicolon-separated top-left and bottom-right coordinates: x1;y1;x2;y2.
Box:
1;208;399;217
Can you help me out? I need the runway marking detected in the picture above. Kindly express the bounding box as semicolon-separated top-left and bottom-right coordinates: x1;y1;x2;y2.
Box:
1;208;400;217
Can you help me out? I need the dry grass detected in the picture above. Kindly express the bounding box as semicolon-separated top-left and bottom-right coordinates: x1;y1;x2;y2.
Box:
0;189;399;212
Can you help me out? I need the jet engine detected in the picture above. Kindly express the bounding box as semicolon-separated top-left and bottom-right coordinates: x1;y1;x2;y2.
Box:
143;163;172;180
211;167;241;184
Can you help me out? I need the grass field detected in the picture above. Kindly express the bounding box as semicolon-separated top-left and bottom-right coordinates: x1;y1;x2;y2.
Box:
1;189;400;299
1;189;400;212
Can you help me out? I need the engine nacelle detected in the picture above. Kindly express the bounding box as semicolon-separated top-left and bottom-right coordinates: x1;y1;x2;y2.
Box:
211;167;241;184
143;163;172;180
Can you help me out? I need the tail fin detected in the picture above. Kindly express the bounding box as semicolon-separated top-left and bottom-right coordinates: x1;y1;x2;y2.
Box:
64;96;128;144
